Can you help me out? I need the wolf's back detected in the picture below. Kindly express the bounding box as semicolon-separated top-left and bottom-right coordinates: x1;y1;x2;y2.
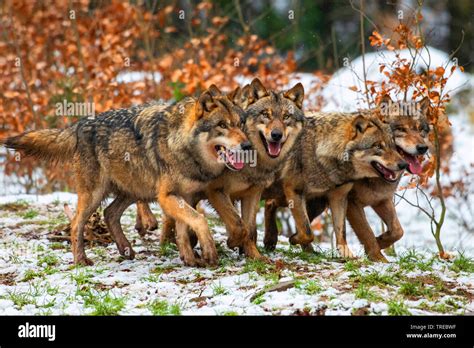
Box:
2;127;76;163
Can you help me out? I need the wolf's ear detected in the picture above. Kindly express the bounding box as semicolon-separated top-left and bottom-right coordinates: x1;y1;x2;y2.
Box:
352;115;371;137
208;84;222;97
227;86;241;104
419;96;430;115
195;91;217;119
284;83;304;109
250;78;269;101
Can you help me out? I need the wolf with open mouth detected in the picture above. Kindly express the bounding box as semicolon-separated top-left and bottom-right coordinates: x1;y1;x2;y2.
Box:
266;96;431;262
262;110;407;258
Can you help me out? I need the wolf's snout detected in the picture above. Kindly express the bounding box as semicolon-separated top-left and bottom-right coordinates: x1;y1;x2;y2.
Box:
416;144;428;154
270;129;283;141
398;161;409;170
240;141;252;151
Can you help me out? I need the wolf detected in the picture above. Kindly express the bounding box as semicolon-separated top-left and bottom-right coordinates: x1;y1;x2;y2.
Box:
153;79;305;260
279;96;430;261
261;111;408;258
3;88;249;266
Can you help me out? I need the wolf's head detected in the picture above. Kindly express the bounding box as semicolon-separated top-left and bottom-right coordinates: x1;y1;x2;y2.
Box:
239;78;305;162
379;96;430;175
189;86;250;172
345;115;408;183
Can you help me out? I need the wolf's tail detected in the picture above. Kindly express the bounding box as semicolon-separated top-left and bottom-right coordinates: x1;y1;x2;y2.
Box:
1;128;76;163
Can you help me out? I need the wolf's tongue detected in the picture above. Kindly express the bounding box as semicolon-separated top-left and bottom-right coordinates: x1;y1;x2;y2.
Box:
268;141;281;157
403;153;422;175
227;152;244;171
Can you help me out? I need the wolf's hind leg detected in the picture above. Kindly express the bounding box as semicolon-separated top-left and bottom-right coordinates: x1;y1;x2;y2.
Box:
135;201;158;236
373;199;404;250
346;201;388;262
71;187;106;266
160;214;176;244
104;195;136;259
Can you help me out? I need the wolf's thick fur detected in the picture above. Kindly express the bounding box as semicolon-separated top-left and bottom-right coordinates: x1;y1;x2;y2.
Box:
297;97;430;261
262;111;407;257
154;79;305;260
203;79;305;259
3;89;248;266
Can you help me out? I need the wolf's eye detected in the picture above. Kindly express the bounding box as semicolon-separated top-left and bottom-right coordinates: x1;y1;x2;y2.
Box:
284;114;291;120
373;143;382;150
218;122;227;129
395;126;406;133
261;111;270;118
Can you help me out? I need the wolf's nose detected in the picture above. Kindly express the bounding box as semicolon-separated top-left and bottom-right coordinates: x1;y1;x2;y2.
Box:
271;129;283;141
398;161;409;170
416;144;428;154
240;141;252;151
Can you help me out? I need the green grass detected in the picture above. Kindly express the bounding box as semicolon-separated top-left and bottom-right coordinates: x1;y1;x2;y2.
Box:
49;242;67;250
295;279;322;295
89;293;125;316
70;270;94;286
399;281;423;297
22;209;40;219
37;254;59;267
148;299;181;315
354;284;382;302
387;300;411;315
450;253;474;273
6;290;37;308
280;246;324;264
350;270;397;287
211;283;228;296
22;269;43;282
397;249;435;272
242;259;275;275
251;294;265;305
222;311;239;316
159;243;178;257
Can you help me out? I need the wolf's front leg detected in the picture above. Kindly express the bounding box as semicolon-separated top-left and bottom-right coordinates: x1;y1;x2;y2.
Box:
240;187;267;261
327;183;355;259
284;184;314;250
158;180;218;267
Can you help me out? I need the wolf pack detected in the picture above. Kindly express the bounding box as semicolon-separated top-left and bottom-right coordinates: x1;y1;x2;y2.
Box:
3;78;430;267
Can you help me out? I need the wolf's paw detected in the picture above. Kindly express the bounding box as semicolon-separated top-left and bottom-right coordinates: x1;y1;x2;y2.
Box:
201;245;218;267
75;254;94;266
337;244;355;259
289;233;314;248
243;242;270;263
367;251;389;263
117;243;136;260
227;235;243;250
264;241;277;252
181;253;205;267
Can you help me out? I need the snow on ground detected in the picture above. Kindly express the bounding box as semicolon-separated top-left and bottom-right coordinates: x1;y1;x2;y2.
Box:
0;197;472;316
0;49;473;315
